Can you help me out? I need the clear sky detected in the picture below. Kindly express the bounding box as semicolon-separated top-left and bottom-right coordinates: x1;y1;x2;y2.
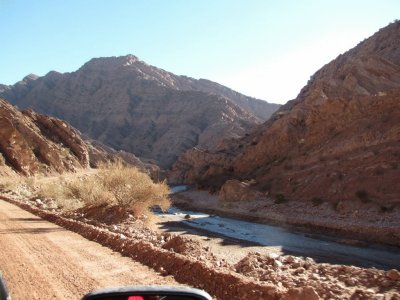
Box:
1;0;399;104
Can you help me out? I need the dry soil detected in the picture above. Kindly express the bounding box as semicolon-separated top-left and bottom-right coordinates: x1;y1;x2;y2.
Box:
0;200;180;300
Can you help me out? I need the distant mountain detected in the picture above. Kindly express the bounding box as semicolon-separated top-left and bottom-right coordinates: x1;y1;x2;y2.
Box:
0;55;279;168
170;21;400;205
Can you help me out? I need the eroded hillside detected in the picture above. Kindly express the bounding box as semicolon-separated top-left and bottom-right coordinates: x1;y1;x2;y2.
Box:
170;21;400;206
0;98;89;175
0;98;156;177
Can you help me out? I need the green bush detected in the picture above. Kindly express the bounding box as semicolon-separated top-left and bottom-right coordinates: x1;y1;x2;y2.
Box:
355;190;371;203
380;206;394;213
274;194;288;204
311;197;323;206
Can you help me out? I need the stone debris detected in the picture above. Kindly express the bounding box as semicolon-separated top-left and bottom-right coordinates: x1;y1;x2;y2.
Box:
234;252;400;299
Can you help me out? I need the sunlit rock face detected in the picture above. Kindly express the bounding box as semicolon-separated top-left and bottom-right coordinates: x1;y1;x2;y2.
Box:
0;98;89;175
171;21;400;205
0;98;157;177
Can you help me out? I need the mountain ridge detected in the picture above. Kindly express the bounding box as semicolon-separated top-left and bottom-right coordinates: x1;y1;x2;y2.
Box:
0;55;280;168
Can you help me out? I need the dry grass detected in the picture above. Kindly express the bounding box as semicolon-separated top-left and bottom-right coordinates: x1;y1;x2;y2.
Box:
0;175;21;191
0;174;36;199
34;176;83;211
36;161;171;217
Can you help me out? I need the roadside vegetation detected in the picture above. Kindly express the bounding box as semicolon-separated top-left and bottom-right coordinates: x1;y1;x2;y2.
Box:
39;161;170;216
0;175;20;191
1;161;171;219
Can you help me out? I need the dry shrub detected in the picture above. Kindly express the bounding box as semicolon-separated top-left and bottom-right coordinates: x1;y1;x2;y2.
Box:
36;161;171;217
36;177;66;199
64;175;111;207
98;161;170;212
36;179;64;200
34;178;79;211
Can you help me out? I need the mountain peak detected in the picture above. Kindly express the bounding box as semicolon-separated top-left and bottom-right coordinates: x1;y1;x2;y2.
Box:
22;73;39;82
81;54;141;71
0;53;280;169
297;20;400;103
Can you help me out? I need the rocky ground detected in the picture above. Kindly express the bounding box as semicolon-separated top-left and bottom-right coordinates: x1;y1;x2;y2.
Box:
1;182;399;299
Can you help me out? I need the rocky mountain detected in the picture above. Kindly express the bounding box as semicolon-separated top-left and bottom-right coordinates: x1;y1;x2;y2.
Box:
167;77;280;121
0;98;159;177
170;21;400;206
0;98;89;175
0;56;279;168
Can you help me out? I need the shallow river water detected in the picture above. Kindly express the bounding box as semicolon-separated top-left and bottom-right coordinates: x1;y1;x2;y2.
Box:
159;186;400;270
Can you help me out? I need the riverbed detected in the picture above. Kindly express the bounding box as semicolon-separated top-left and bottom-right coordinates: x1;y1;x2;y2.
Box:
157;186;400;270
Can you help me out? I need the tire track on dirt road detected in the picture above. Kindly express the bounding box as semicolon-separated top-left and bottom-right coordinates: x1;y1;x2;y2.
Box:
0;200;180;300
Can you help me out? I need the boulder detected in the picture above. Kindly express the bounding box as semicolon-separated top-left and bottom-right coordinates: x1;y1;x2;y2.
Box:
219;179;263;202
386;269;400;281
282;286;320;300
335;199;363;214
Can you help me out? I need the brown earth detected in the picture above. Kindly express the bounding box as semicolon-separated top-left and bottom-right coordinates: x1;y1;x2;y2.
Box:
0;55;279;168
170;21;400;207
0;200;180;300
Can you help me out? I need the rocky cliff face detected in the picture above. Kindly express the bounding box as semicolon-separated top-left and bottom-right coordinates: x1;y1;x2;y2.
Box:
171;21;400;205
1;55;279;168
0;98;89;175
0;98;156;177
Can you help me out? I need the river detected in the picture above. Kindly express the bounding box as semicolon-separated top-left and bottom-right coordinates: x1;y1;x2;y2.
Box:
157;186;400;270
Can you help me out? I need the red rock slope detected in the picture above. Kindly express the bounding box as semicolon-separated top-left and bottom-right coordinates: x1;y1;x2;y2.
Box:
0;98;90;175
170;21;400;206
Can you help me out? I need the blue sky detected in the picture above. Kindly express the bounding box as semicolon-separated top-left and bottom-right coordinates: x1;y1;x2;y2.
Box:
1;0;399;104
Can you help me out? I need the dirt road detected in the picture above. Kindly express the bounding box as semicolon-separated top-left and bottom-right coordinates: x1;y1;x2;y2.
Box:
0;200;180;300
